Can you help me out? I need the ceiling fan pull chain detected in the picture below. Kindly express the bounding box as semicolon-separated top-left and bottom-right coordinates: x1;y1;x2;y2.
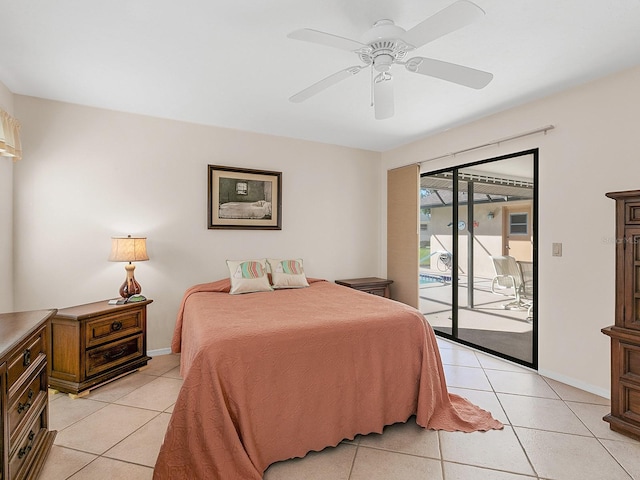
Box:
370;65;374;107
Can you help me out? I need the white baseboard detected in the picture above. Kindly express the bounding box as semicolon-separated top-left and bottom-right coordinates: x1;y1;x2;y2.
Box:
538;368;610;400
437;336;610;400
148;347;172;357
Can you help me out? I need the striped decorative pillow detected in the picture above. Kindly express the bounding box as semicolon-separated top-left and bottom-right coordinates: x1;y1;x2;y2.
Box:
267;258;309;289
226;259;273;294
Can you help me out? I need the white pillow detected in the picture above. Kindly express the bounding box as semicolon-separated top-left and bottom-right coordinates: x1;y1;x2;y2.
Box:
226;259;273;294
267;258;309;289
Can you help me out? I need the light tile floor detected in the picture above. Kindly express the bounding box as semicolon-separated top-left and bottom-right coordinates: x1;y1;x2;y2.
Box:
40;339;640;480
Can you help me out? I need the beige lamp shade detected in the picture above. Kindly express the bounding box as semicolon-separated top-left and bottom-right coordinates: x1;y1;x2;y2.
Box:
109;236;149;263
109;235;149;298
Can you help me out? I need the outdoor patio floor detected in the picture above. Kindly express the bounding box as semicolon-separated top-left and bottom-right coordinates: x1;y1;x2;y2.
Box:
420;272;533;364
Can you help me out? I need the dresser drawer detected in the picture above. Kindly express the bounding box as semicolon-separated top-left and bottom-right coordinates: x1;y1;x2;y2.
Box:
625;201;640;225
618;340;640;383
8;406;46;478
85;310;144;348
86;335;143;378
618;380;640;426
8;361;48;444
7;328;45;387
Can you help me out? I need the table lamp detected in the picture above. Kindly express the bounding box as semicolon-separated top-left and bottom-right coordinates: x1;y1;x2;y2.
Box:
108;235;149;298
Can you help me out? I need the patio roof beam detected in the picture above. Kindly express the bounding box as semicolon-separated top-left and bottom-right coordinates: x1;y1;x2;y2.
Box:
434;190;447;206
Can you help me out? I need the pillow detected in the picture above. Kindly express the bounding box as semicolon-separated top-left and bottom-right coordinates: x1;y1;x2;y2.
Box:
267;258;310;289
226;259;273;294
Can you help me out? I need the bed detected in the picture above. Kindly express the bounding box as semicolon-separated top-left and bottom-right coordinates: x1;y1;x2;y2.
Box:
218;200;272;219
153;278;502;480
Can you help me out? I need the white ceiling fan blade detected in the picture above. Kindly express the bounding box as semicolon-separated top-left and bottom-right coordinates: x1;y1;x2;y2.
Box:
400;0;485;49
374;74;394;120
289;66;363;103
288;29;368;52
405;57;493;89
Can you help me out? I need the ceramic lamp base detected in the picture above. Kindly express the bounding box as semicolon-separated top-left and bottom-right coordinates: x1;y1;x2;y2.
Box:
119;263;142;298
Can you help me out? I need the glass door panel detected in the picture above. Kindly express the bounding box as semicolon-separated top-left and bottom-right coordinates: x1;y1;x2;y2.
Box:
420;152;537;368
419;174;453;338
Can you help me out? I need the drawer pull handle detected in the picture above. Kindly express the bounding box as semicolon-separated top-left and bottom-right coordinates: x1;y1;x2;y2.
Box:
111;321;123;331
23;348;31;367
18;431;36;459
17;389;34;414
104;345;127;360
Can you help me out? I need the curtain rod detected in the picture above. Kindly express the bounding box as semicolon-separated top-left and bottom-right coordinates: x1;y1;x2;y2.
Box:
420;125;555;164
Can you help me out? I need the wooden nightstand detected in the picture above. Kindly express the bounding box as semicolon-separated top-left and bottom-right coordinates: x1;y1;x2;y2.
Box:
49;299;152;397
335;277;393;299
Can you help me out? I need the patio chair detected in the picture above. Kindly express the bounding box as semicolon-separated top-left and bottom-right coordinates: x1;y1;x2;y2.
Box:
490;255;533;318
517;260;534;321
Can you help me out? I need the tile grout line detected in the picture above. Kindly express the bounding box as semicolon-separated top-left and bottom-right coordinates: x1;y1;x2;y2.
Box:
540;376;635;480
473;349;541;479
440;343;543;479
48;396;110;434
355;444;441;463
346;443;358;480
51;366;181;478
437;430;445;480
448;342;636;479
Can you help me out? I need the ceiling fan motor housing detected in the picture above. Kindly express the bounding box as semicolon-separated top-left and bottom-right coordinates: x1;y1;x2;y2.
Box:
359;20;411;72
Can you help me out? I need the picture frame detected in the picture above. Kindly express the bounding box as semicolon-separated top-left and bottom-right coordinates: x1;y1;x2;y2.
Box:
208;165;282;230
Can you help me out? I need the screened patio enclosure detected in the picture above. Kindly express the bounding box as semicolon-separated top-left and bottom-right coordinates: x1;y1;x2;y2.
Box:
419;151;537;367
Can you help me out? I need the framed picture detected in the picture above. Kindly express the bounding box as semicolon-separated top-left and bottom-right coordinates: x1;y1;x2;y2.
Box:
208;165;282;230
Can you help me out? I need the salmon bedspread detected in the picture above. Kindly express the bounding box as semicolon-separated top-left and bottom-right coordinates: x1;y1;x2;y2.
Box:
153;279;503;479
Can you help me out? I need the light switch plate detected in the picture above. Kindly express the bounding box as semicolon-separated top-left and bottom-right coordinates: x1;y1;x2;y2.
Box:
552;242;562;257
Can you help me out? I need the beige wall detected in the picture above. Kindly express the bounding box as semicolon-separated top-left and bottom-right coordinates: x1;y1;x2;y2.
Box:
8;64;640;396
382;64;640;397
0;81;14;312
12;96;382;351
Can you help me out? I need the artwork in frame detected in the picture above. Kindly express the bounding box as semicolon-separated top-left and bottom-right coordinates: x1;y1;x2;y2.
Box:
208;165;282;230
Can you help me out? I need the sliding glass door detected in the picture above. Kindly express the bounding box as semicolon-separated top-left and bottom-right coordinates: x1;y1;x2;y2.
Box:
419;150;537;368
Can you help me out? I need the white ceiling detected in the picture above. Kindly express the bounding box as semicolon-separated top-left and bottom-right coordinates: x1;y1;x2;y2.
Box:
1;1;640;152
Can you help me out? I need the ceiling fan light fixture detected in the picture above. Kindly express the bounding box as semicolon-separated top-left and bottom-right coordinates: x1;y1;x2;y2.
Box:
373;54;394;72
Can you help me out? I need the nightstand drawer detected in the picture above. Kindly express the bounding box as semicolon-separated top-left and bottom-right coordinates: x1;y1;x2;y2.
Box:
335;277;393;299
85;310;143;348
367;287;388;297
7;329;45;387
8;359;48;443
86;334;143;377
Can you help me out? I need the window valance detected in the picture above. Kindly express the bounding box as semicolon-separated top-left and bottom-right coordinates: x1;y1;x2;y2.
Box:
0;109;21;161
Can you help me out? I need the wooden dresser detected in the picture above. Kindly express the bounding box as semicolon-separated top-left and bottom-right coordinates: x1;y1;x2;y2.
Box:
335;277;393;299
49;299;152;397
0;309;57;480
602;190;640;440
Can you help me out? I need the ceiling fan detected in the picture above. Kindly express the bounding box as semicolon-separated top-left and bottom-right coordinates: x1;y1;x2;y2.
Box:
287;0;493;120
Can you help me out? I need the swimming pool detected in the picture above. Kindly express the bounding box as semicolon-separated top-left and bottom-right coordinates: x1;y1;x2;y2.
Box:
419;273;451;284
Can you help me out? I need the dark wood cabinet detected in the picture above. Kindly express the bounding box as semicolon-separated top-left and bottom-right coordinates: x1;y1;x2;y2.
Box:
49;300;152;397
1;309;57;480
335;277;393;299
603;190;640;440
